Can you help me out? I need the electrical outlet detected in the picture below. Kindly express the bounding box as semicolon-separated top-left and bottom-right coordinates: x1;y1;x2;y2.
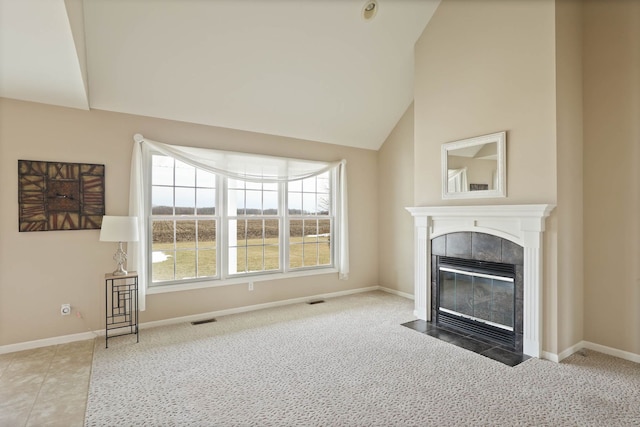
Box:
248;281;254;291
61;304;71;316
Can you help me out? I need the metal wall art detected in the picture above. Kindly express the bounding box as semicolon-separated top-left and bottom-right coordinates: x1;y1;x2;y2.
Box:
18;160;105;232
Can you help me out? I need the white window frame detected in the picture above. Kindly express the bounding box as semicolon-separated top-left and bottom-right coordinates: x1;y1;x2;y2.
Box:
145;149;339;293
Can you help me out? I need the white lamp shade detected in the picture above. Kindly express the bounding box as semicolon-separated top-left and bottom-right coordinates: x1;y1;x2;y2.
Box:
99;216;139;242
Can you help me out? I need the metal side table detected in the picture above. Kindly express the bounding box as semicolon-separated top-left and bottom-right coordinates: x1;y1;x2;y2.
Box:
104;272;139;348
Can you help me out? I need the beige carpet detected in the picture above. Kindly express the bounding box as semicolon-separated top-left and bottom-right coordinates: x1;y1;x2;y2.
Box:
85;291;640;426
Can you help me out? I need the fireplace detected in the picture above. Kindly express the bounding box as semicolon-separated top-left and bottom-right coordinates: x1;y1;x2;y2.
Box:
439;259;515;334
433;237;523;351
439;265;514;343
406;205;554;358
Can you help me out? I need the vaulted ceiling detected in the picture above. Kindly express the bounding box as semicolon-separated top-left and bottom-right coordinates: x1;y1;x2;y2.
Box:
0;0;440;150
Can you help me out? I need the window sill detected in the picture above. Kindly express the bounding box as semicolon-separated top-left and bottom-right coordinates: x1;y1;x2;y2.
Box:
146;267;339;295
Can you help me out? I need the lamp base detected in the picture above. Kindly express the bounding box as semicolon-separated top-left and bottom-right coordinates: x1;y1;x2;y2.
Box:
112;242;128;276
112;265;128;276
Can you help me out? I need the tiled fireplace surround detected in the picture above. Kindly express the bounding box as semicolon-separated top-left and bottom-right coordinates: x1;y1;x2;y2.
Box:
431;232;525;353
406;205;555;358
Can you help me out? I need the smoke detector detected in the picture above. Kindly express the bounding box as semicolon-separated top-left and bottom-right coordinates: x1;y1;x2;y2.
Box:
362;1;378;21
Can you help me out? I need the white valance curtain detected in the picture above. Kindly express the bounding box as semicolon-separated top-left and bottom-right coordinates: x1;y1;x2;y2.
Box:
128;134;349;311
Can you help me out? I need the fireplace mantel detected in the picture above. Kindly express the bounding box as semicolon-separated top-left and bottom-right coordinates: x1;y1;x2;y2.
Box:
406;204;555;358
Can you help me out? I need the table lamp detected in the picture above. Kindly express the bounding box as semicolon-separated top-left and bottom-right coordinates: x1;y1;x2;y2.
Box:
100;216;139;276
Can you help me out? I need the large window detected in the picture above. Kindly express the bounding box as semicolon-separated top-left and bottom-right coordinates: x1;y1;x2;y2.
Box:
288;175;332;269
148;151;337;286
227;178;280;275
150;155;218;282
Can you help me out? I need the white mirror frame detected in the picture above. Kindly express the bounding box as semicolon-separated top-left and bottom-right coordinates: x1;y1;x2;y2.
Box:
441;131;506;200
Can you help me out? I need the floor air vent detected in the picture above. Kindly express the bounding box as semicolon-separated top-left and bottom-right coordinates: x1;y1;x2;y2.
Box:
307;300;325;305
191;318;217;325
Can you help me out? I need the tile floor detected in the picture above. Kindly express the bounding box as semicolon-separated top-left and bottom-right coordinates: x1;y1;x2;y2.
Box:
0;339;94;427
402;319;530;367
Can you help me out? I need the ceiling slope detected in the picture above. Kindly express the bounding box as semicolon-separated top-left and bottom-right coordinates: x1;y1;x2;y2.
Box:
1;0;440;150
0;0;89;110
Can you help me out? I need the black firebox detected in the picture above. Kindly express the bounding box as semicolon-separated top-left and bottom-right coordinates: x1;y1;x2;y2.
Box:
436;256;516;348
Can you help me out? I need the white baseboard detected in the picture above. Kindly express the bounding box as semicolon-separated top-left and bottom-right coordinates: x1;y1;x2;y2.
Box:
543;340;640;364
0;331;98;355
542;341;582;363
140;286;382;330
582;341;640;364
557;342;585;361
377;286;414;300
19;287;636;366
0;286;386;355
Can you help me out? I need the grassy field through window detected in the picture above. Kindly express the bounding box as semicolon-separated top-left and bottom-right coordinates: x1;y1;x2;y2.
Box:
152;237;331;282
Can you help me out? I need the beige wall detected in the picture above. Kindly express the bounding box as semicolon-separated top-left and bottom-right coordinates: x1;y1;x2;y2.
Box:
555;0;584;355
414;0;557;206
414;0;561;353
583;0;640;355
377;103;414;295
0;98;379;346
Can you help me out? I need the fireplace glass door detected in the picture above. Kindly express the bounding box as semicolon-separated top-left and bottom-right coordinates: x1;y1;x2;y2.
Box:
439;267;514;331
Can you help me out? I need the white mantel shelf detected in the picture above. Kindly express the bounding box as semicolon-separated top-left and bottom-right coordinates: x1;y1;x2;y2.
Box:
406;204;555;358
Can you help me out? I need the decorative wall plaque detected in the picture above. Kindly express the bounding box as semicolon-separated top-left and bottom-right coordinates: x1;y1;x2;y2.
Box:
18;160;105;232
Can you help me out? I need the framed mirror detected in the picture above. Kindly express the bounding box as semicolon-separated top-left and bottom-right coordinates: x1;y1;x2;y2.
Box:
441;131;506;200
